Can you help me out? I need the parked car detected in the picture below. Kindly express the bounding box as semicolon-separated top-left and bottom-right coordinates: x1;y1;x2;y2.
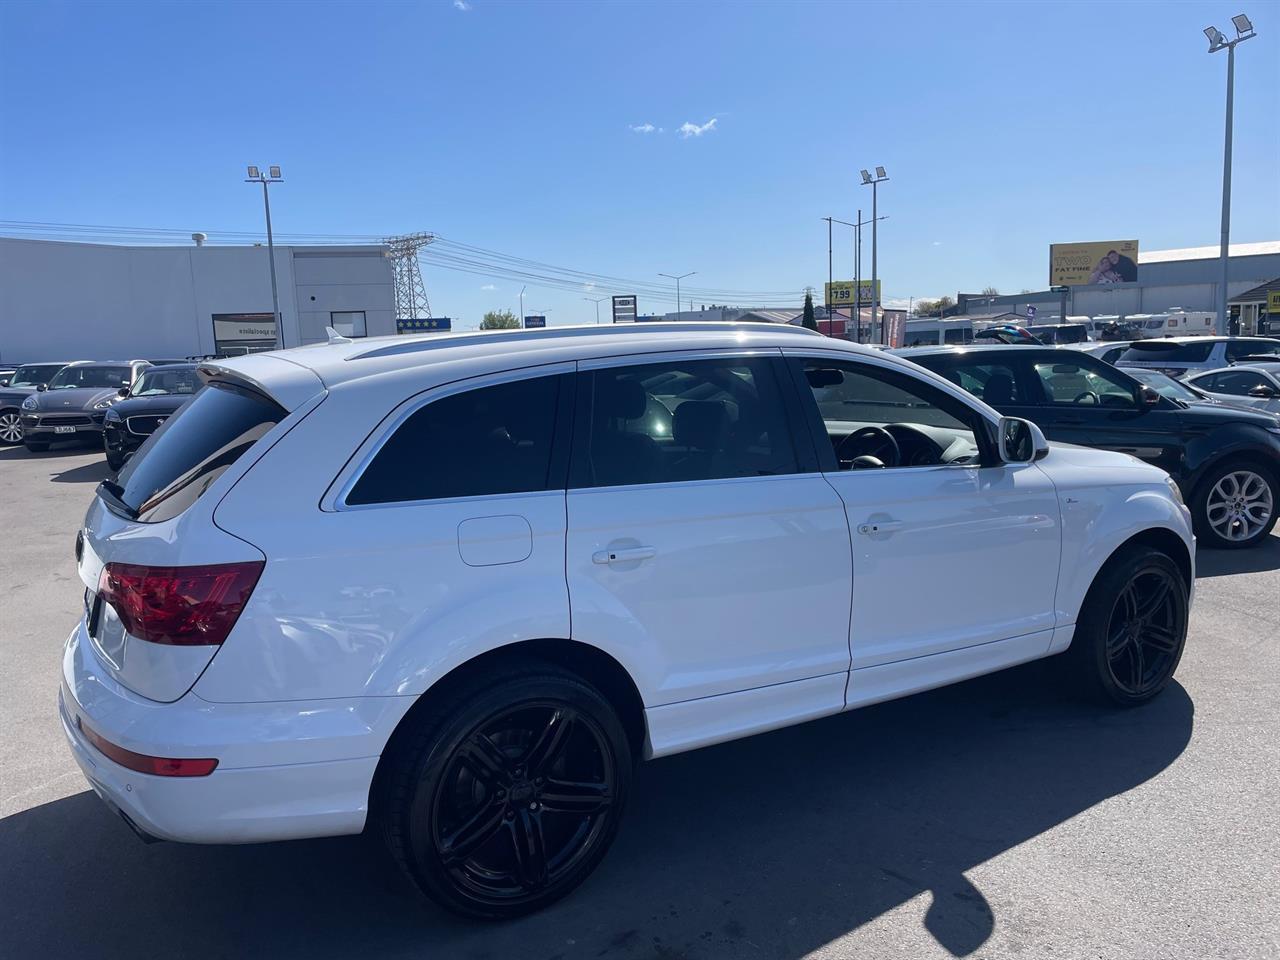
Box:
0;361;79;445
0;367;15;387
20;360;150;452
102;363;200;470
1184;366;1280;416
61;323;1195;919
1115;336;1280;378
1063;340;1136;365
902;343;1280;548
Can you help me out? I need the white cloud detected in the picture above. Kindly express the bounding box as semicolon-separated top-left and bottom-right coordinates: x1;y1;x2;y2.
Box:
629;122;656;134
932;241;942;247
678;117;717;138
453;0;471;10
480;283;496;291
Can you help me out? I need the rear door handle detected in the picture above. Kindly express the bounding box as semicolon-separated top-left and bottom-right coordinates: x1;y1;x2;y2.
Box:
857;520;904;536
592;546;657;565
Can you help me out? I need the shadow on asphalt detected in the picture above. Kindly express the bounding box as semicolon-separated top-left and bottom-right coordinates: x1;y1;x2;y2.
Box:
0;443;112;481
0;662;1192;960
1196;535;1280;578
46;459;112;484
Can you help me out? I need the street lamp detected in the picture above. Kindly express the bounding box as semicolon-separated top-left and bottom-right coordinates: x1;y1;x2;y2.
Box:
518;285;526;327
659;271;695;319
582;296;607;324
1204;13;1256;335
859;167;888;342
244;165;284;349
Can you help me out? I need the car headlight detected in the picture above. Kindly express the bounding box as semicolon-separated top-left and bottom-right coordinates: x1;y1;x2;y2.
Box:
1165;477;1186;508
92;397;116;410
104;408;122;422
20;395;37;411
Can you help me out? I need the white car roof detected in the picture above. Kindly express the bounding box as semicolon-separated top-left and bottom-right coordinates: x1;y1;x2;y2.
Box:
200;322;887;408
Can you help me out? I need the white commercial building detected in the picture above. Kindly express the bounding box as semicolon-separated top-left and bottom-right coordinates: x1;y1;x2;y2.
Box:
0;237;396;364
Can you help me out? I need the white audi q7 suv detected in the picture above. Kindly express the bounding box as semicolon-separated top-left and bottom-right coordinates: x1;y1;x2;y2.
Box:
61;322;1194;917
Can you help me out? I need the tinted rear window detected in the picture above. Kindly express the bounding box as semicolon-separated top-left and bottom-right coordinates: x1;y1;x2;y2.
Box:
1117;342;1214;363
114;381;285;523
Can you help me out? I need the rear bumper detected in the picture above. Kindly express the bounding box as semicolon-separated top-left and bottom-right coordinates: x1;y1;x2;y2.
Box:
59;620;415;844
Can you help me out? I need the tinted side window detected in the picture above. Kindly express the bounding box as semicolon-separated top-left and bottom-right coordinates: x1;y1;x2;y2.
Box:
1225;339;1280;362
1117;342;1214;363
1212;371;1265;396
348;374;562;505
938;361;1027;406
576;357;797;487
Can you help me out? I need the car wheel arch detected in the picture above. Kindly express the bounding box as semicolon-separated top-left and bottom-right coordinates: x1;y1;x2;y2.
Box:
368;637;648;811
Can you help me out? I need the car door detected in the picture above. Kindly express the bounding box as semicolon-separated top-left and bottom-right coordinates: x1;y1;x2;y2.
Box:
1025;353;1185;478
564;351;853;731
784;350;1061;679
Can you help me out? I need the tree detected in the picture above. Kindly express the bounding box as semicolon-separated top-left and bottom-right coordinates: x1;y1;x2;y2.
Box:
981;286;1000;296
915;295;955;317
480;309;520;330
801;291;818;331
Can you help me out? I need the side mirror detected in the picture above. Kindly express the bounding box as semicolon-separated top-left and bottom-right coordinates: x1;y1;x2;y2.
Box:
0;377;9;387
117;387;130;398
36;383;47;392
998;416;1049;464
1137;384;1162;407
1247;384;1278;399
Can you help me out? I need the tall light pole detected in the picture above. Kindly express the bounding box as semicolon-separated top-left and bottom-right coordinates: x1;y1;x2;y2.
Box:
1205;15;1257;335
659;271;695;319
518;285;526;327
860;167;888;342
245;165;284;349
583;296;607;324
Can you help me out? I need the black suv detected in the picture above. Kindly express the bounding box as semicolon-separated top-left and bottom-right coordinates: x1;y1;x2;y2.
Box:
901;344;1280;549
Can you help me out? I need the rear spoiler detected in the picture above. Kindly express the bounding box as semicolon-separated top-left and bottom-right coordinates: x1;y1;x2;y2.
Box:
196;354;325;412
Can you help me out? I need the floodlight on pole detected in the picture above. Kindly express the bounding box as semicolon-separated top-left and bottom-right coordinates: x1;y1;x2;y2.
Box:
244;164;285;349
859;166;889;343
658;271;695;317
1203;13;1257;334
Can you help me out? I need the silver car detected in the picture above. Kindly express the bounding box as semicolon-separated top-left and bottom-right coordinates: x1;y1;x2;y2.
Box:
1116;336;1280;378
19;360;150;452
1184;365;1280;415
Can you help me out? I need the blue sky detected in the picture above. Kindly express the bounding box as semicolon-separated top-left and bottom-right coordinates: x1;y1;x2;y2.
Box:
2;0;1278;328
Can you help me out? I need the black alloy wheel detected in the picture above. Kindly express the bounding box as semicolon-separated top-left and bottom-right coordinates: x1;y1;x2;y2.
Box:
1069;545;1188;706
1103;567;1184;698
381;663;631;919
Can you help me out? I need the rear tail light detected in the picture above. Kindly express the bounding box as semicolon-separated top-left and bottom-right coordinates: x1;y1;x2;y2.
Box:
97;560;264;646
77;717;218;777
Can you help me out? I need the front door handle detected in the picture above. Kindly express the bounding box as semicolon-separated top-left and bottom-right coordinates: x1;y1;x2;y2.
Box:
592;545;657;565
857;520;904;536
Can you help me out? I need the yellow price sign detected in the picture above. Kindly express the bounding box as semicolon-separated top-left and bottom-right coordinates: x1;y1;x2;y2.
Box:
824;280;880;307
1268;290;1280;314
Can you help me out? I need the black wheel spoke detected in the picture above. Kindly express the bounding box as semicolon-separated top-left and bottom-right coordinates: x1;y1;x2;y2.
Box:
524;709;576;778
507;809;549;889
540;777;612;815
1126;636;1145;686
1135;577;1171;619
1119;583;1139;622
438;797;506;864
458;732;513;788
1143;623;1180;654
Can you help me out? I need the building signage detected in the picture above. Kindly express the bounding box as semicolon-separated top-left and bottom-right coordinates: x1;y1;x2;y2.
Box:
1268;291;1280;314
1049;240;1139;286
523;315;547;329
612;295;638;323
397;317;452;333
212;313;277;343
824;280;880;308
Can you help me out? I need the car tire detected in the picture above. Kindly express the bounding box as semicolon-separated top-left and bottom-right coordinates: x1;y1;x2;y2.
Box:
105;451;124;472
23;440;49;453
377;659;632;919
0;408;22;445
1191;459;1278;549
1067;544;1188;707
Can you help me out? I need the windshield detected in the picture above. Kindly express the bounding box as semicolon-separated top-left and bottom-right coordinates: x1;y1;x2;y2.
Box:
1128;369;1200;402
47;365;132;390
131;368;197;396
1118;341;1214;363
8;364;63;387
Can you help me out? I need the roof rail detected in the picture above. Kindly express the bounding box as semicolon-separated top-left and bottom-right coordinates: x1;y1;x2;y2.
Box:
348;321;821;362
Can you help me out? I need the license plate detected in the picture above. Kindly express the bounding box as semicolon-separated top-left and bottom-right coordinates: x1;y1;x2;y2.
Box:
54;425;77;434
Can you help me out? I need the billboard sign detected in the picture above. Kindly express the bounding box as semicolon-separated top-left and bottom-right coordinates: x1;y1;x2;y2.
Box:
212;312;276;344
1268;290;1280;314
523;315;547;329
396;317;451;333
824;280;880;308
612;295;638;323
1049;240;1139;286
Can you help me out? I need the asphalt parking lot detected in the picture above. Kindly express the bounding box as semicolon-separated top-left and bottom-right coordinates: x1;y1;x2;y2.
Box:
1;443;1278;960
